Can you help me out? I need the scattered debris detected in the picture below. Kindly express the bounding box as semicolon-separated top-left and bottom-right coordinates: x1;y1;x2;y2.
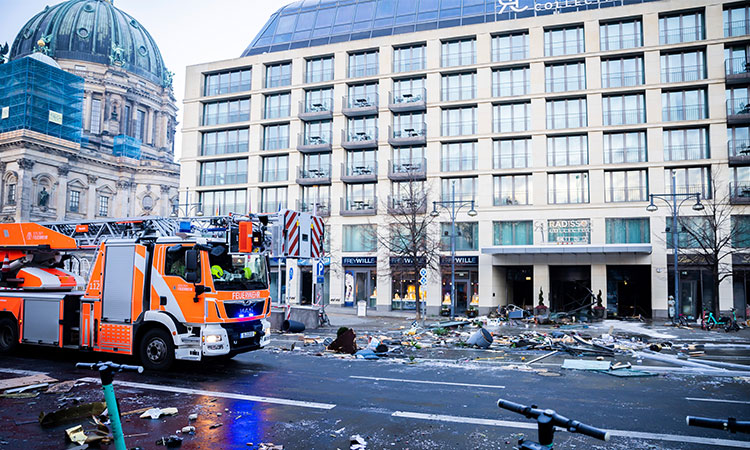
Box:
39;402;106;428
47;380;78;394
140;407;178;419
561;359;611;371
0;374;57;392
181;426;196;434
156;435;183;448
65;425;88;445
328;328;358;354
350;434;367;450
188;413;198;421
209;423;223;429
258;443;284;450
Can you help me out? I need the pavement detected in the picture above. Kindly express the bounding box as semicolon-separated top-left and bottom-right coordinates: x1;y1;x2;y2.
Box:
0;316;749;450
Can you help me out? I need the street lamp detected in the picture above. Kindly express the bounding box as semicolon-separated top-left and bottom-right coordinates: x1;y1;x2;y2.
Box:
171;187;204;217
431;180;477;319
645;170;704;323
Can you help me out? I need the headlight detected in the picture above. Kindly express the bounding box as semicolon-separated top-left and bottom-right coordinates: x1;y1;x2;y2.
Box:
204;334;223;344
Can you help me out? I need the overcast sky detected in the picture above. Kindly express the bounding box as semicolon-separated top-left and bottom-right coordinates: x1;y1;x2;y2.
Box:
0;0;283;159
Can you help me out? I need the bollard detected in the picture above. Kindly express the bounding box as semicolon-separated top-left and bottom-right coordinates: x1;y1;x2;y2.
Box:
282;319;306;333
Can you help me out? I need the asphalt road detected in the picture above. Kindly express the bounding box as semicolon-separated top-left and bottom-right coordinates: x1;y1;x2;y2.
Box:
1;342;749;450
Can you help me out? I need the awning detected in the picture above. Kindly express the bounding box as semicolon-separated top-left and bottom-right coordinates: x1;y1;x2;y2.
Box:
481;244;652;255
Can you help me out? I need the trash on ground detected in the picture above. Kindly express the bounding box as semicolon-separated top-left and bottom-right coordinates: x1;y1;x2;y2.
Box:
328;328;358;354
561;359;611;371
188;413;198;421
39;402;107;428
156;435;183;448
355;348;379;360
350;434;367;450
47;380;78;394
0;374;57;392
140;407;178;419
65;425;88;445
597;368;657;377
180;426;196;434
258;443;284;450
209;423;223;429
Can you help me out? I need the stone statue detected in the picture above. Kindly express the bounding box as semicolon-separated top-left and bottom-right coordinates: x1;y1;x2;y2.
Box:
0;43;8;64
162;70;174;90
38;187;49;207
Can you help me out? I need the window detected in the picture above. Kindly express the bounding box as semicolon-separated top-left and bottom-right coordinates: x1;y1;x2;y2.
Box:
200;159;248;186
548;172;589;204
305;88;334;112
732;167;750;195
304;120;333;144
343;225;376;252
123;105;131;136
441;142;476;172
603;93;645;126
391;180;426;204
202;129;249;156
263;124;289;150
393;77;426;103
261;155;288;183
662;89;706;121
492;32;529;62
665;167;711;199
203;99;250;125
98;195;109;217
200;190;247;215
6;182;16;205
441;72;476;101
727;87;750;117
494;221;533;245
346;116;377;141
302;185;330;212
492;67;530;97
393;44;425;72
731;216;750;248
493;103;530;133
345;183;376;210
68;190;81;212
661;50;706;83
729;126;750;157
725;5;750;37
606;218;650;244
265;62;291;88
663;128;709;160
264;92;291;119
89;98;101;134
441;177;477;202
494;139;530;169
494;175;532;206
165;246;200;281
134;109;146;142
442;107;476;136
204;68;251;96
303;152;331;176
547;98;586;129
260;187;287;212
726;45;750;76
545;62;586;93
604;170;648;202
305;56;334;83
667;216;710;249
600;19;642;51
601;56;644;88
349;50;378;77
392;146;425;171
660;11;704;44
347;83;378;108
441;38;475;67
547;135;588;167
604;131;647;164
393;112;426;137
440;222;478;251
544;26;584;57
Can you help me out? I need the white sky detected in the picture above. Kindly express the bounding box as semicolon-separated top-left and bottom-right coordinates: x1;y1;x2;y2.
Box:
0;0;284;159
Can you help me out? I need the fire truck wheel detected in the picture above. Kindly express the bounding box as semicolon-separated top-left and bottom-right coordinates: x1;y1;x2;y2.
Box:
0;317;19;354
139;328;175;371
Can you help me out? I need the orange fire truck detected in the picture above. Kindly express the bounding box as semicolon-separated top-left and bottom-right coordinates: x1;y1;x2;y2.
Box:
0;212;323;370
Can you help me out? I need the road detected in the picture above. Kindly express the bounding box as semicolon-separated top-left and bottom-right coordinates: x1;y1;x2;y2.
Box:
1;341;749;450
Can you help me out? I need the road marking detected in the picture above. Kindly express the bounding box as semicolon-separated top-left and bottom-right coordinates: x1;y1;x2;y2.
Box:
392;411;750;449
79;378;335;410
351;376;505;389
0;368;47;376
686;397;750;405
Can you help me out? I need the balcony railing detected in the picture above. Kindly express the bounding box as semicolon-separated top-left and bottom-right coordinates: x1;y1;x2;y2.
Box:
441;52;475;67
661;65;705;83
389;88;426;112
298;99;333;121
729;139;750;159
730;183;750;204
545;42;584;57
662;105;706;122
388;158;427;180
264;105;290;120
548;189;590;204
341;127;378;149
202;112;250;126
601;71;643;88
200;173;248;186
340;197;377;215
393;57;425;73
603;109;645;126
263;137;289;151
669;184;709;198
297;199;331;216
348;63;378;78
546;76;586;93
441;157;476;172
605;187;648;202
725;19;750;37
492;82;530;97
204;81;251;97
493;154;531;169
305;68;334;84
660;26;704;44
600;33;642;51
389;124;427;146
547;113;587;129
387;196;427;214
296;166;331;185
297;131;333;152
260;169;287;183
265;74;291;88
441;121;476;137
493;193;530;206
547;152;588;166
727;98;750;120
342;93;378;116
663;144;709;161
493;117;530;133
201;142;249;156
441;86;475;102
604;148;647;164
491;48;529;62
726;57;750;78
341;162;378;183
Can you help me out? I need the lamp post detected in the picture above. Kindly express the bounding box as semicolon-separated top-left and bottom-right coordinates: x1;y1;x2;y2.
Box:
645;170;704;323
170;187;203;217
430;181;477;319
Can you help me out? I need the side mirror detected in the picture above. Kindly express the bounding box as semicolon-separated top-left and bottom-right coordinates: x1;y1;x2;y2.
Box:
185;249;199;283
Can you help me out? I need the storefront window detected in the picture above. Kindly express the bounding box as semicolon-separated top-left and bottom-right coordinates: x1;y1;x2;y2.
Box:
440;267;479;314
391;267;422;310
343;224;376;252
343;263;377;308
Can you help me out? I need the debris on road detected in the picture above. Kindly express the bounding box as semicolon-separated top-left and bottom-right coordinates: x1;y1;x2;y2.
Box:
258;443;284;450
350;434;367;450
65;425;88;445
39;402;106;427
0;374;57;392
209;423;223;429
140;407;178;419
188;413;198;421
156;435;183;447
46;380;78;394
327;327;358;354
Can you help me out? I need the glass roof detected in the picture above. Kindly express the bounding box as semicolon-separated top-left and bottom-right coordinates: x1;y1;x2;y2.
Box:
242;0;660;57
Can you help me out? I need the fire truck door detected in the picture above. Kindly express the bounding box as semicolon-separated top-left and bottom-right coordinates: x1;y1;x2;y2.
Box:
102;245;135;323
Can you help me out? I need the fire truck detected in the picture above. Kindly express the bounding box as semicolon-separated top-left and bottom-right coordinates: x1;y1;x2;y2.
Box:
0;212;324;370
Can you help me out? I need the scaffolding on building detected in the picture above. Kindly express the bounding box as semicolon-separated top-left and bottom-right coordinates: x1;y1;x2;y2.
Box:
113;134;142;159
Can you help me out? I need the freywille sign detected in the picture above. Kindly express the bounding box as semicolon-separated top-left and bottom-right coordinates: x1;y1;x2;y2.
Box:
497;0;612;14
548;219;591;244
342;256;377;266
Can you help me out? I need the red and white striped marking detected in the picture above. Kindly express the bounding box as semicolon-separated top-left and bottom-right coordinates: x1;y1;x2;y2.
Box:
284;210;300;257
310;216;325;258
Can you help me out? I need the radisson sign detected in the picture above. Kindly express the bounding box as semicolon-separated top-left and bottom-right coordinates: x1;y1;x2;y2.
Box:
498;0;614;14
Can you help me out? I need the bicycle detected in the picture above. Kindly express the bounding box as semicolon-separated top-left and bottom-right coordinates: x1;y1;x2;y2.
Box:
701;309;727;331
312;299;331;327
76;361;143;450
497;398;609;449
724;307;742;332
687;415;750;434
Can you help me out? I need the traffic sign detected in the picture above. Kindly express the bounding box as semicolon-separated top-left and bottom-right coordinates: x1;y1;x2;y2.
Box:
419;277;427;286
316;260;325;277
317;276;325;284
419;268;427;277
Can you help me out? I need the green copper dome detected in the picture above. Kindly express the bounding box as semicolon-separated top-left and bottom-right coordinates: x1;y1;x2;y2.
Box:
10;0;170;87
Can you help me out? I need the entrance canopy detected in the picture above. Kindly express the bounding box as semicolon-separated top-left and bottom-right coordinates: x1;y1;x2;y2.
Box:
481;244;652;255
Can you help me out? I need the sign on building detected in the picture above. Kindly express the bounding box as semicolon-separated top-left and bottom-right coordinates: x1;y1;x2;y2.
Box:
48;110;63;124
548;219;591;244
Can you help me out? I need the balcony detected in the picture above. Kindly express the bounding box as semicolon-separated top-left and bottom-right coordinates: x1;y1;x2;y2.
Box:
726;57;750;84
342;94;378;117
724;19;750;38
298;99;333;121
664;144;709;161
297;131;332;153
388;159;427;181
297;199;330;217
662;105;705;122
730;183;750;204
727;98;750;124
341;162;377;183
601;71;643;89
388;124;427;146
659;27;703;45
341;128;378;150
603;109;645;126
389;88;426;113
340;197;377;216
296;166;331;186
387;196;427;214
661;66;705;83
729;139;750;165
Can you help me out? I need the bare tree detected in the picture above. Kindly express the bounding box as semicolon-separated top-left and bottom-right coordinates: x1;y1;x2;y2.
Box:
372;173;441;321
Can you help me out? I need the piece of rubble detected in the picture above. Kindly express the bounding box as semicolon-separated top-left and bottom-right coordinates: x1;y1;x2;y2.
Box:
140;407;178;419
65;425;88;445
350;434;368;450
0;374;57;392
156;435;183;448
258;443;284;450
39;402;107;427
188;413;198;421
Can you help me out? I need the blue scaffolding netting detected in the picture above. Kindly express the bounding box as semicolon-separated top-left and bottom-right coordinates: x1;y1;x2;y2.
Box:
0;56;84;143
113;134;142;159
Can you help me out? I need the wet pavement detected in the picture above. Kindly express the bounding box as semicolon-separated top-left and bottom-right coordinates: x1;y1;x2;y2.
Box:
1;318;749;449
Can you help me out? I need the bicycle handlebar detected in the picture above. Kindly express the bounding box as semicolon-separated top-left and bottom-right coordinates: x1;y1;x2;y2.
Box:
498;399;610;442
687;416;750;434
76;361;144;374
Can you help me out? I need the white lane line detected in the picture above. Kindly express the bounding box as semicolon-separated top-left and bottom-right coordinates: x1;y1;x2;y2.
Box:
351;376;504;389
79;378;335;410
0;368;47;376
686;397;750;405
392;411;750;449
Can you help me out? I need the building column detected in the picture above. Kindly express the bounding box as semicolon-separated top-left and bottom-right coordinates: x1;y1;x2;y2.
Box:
87;175;98;217
160;184;172;216
55;164;70;221
377;257;392;311
115;180;130;217
286;259;300;305
478;253;493;314
16;158;34;222
533;264;550;309
592;264;607;308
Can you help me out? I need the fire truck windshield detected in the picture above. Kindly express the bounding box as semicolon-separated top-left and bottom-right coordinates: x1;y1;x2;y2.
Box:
208;247;268;291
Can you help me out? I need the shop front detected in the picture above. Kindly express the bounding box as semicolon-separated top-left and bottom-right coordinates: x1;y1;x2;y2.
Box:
342;256;377;308
440;256;479;314
667;254;715;319
732;254;750;319
269;258;286;304
606;265;651;318
298;257;330;306
390;257;425;310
